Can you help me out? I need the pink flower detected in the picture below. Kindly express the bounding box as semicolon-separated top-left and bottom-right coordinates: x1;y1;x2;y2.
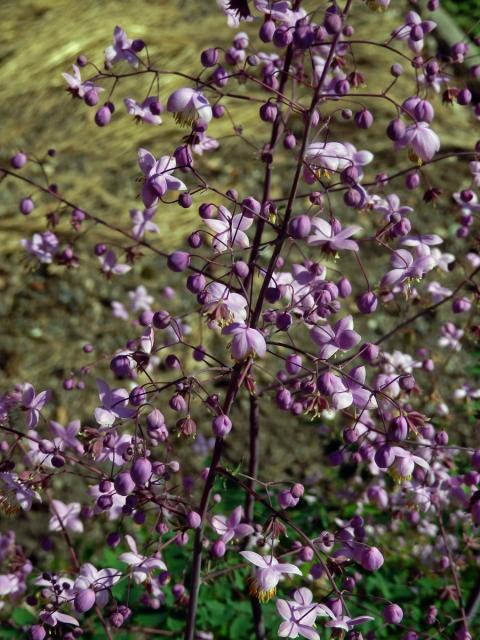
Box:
105;26;138;67
119;535;167;584
240;551;302;602
49;420;84;454
130;208;159;240
380;249;435;289
390;446;430;482
138;149;187;208
73;563;120;608
0;472;41;512
21;231;59;264
202;282;248;325
99;250;131;276
167;88;212;125
49;500;84;533
124;97;162;125
211;506;254;542
222;323;267;360
62;65;104;99
308;219;361;252
94;379;135;427
396;122;440;162
204;206;253;253
21;384;51;428
310;316;360;359
40;610;79;627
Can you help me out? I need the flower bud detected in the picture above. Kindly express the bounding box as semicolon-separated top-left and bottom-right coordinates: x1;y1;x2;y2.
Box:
200;48;219;67
167;251;191;272
356;291;378;314
361;546;384;571
288;215;311;239
324;12;342;34
286;354;302;375
11;152;28;169
354;108;374;129
74;588;96;613
259;102;278;123
114;471;135;496
187;511;201;529
384;603;403;624
212;539;226;557
212;415;232;437
20;197;35;215
95;106;112;127
387;118;406;141
28;626;46;640
260;19;275;42
131;458;152;486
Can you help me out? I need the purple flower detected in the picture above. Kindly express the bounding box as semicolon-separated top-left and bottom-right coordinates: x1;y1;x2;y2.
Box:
390;446;430;482
49;420;84;454
99;250;131;276
324;611;375;632
396;122;440;162
167;88;212;125
124;97;162;125
392;11;436;53
222;323;267;360
191;133;219;156
40;610;79;628
62;65;104;99
204;206;253;253
119;535;167;583
240;551;302;602
49;500;83;533
0;472;41;512
276;596;319;640
73;563;120;608
380;249;435;289
21;384;51;428
130;208;159;240
202;282;248;325
94;379;135;427
308;218;361;252
344;366;378;410
211;506;254;542
105;26;138;67
138;148;187;207
310;315;360;359
374;194;413;222
438;322;463;351
21;231;59;263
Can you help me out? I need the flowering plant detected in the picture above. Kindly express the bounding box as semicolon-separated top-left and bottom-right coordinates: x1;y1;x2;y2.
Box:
1;1;480;639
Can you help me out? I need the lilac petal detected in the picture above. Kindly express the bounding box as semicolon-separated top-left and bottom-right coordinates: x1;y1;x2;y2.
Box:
336;329;360;350
138;148;155;175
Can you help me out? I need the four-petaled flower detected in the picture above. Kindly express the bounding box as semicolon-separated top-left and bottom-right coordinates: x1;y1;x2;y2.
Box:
222;323;267;360
380;249;435;289
130;208;159;240
138;148;187;208
211;506;254;542
105;26;138;67
308;218;361;253
167;88;212;126
240;551;302;603
21;384;51;428
119;535;167;584
124;97;162;125
49;500;84;533
310;316;360;359
99;250;131;277
204;206;253;253
390;446;430;483
396;122;440;163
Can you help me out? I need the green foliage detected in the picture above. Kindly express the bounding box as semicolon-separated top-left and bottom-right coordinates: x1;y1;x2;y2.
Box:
443;0;480;35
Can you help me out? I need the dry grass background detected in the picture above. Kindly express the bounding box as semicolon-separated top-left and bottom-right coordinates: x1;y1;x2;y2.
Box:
0;0;476;441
